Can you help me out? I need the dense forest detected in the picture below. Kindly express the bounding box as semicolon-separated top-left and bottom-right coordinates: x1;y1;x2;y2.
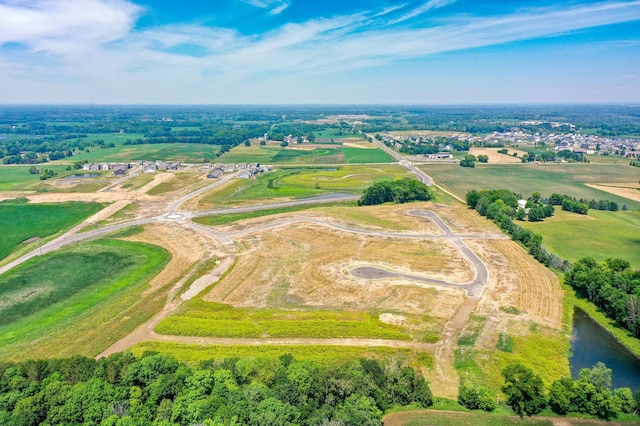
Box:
0;353;432;425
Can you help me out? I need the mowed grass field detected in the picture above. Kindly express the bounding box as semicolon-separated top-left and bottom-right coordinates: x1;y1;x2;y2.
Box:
0;165;71;191
0;238;169;360
424;163;640;210
156;300;411;340
197;165;411;207
0;201;105;261
217;144;393;165
520;209;640;267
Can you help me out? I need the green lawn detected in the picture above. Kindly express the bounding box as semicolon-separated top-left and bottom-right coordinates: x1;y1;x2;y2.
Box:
0;165;71;191
520;209;640;267
424;163;640;210
198;165;411;207
0;201;105;261
0;238;170;359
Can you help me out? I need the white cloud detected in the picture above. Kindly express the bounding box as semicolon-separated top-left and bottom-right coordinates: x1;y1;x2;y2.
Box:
0;0;142;54
240;0;290;15
1;0;640;103
389;0;458;24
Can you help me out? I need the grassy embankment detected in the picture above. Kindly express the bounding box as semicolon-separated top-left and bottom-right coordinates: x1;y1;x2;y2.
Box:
197;165;411;208
0;200;105;262
0;237;169;360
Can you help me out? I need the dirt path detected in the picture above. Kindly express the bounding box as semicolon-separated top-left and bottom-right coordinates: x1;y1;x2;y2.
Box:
430;298;479;399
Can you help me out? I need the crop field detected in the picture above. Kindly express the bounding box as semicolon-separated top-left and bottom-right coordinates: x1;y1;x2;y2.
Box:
0;165;71;191
217;144;392;164
0;238;169;360
0;200;105;262
131;341;428;367
520;209;640;266
71;143;220;163
196;165;411;208
424;163;640;209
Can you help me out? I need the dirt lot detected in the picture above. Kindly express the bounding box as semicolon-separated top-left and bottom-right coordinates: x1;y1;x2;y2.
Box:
469;147;527;164
204;224;466;319
587;183;640;202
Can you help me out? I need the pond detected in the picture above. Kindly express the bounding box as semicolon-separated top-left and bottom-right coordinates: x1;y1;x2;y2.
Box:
570;308;640;390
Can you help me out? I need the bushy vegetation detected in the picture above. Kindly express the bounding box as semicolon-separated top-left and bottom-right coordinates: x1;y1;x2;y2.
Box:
548;363;639;419
0;352;433;425
458;381;497;412
358;178;432;205
565;257;640;337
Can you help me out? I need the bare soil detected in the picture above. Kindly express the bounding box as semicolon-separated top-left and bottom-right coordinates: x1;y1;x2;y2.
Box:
586;183;640;202
469;147;528;164
204;224;466;318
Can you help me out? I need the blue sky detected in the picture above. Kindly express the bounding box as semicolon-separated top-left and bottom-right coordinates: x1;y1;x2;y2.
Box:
0;0;639;104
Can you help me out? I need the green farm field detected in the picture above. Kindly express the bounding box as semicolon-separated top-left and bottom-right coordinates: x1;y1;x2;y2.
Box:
520;209;640;267
197;165;410;207
156;300;410;340
0;165;71;191
217;144;393;164
424;163;640;210
0;200;105;262
131;341;429;368
0;238;169;360
70;141;220;163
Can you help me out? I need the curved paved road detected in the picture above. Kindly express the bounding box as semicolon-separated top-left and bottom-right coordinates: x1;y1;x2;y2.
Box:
349;210;491;298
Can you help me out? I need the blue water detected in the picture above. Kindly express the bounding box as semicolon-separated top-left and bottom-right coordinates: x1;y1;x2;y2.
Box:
571;308;640;390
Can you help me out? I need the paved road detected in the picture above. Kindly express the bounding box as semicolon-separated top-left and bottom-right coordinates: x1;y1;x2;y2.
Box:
368;134;433;185
349;210;493;298
166;172;238;214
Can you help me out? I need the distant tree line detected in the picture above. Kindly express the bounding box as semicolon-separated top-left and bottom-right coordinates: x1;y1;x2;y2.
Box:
547;193;620;213
359;179;432;205
0;353;433;425
565;258;640;337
